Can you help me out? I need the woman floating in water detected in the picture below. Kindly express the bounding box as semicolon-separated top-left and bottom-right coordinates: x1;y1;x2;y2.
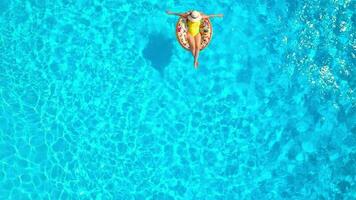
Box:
166;10;223;69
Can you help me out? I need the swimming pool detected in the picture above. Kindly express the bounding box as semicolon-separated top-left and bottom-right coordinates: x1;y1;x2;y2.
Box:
0;0;355;199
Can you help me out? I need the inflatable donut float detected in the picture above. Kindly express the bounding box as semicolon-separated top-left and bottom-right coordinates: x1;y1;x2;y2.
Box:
176;17;213;51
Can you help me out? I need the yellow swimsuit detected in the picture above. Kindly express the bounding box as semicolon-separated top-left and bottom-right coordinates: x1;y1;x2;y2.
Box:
187;20;201;36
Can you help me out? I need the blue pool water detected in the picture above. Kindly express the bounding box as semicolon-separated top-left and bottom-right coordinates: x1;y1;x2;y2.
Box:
0;0;355;199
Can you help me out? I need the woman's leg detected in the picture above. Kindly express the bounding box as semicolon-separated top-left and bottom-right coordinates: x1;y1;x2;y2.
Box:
194;33;201;68
186;33;196;66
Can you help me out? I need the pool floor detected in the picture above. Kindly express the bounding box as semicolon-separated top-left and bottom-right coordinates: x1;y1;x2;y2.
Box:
0;0;355;199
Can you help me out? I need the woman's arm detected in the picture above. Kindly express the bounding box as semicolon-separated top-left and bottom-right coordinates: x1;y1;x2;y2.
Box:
202;14;224;18
166;10;190;17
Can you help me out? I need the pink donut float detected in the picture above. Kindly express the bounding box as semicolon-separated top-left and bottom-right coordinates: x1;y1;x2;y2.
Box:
175;17;213;51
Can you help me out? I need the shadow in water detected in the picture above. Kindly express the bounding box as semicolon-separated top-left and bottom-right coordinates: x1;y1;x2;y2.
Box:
143;34;173;74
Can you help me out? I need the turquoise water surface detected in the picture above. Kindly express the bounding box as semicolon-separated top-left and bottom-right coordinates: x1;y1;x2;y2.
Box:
0;0;355;199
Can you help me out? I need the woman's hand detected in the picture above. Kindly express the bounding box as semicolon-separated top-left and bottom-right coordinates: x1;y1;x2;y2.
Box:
166;10;184;16
203;13;224;19
210;14;223;18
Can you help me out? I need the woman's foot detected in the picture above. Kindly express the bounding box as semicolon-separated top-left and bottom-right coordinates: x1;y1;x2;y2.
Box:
194;61;199;69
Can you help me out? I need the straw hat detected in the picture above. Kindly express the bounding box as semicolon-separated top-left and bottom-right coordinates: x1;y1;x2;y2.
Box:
187;10;202;22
